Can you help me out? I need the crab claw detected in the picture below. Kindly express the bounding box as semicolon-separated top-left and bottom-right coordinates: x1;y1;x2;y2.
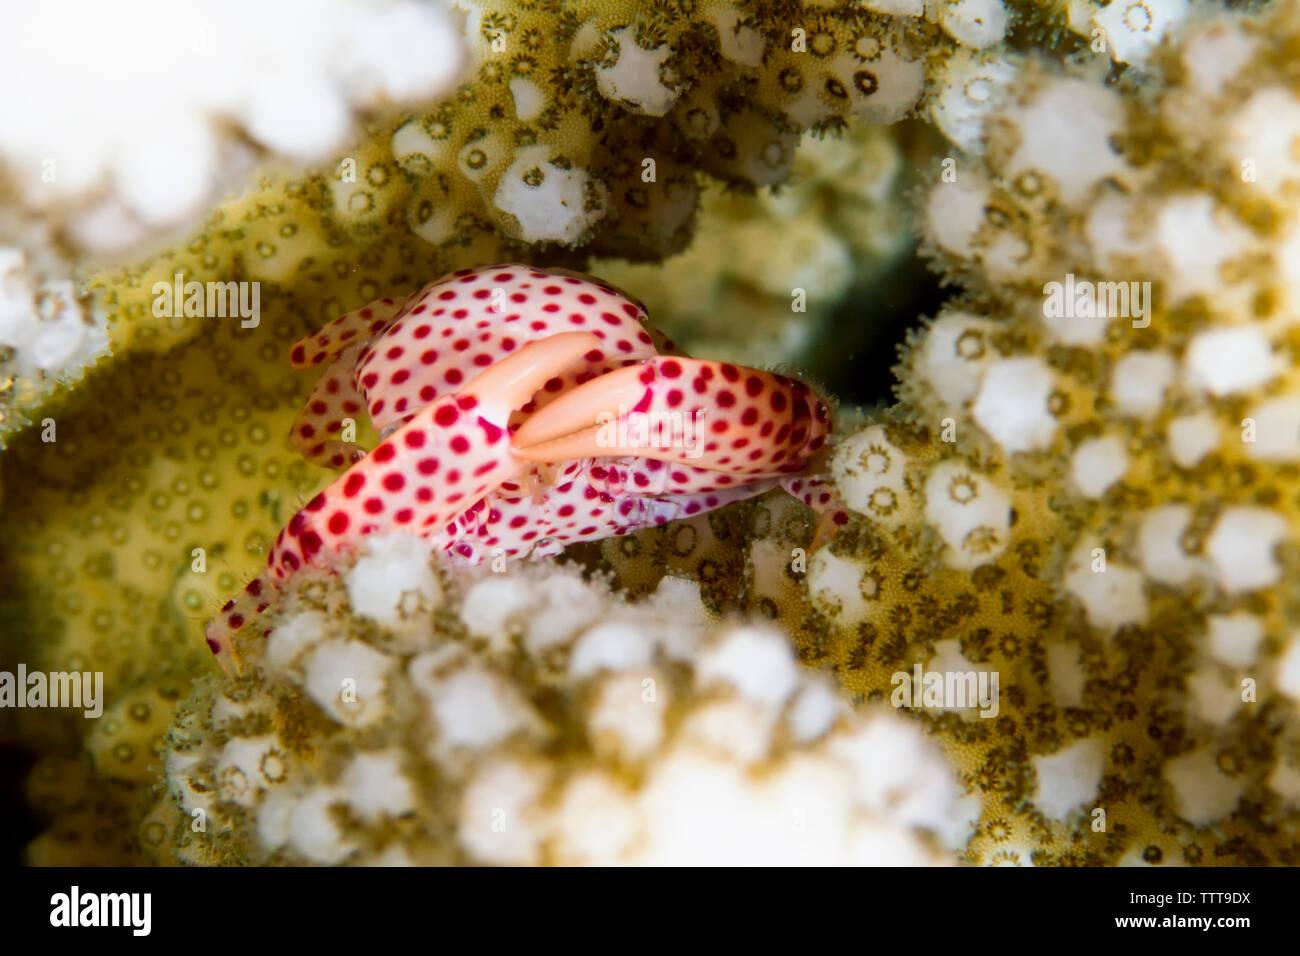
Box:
511;357;831;476
269;331;603;583
204;332;601;672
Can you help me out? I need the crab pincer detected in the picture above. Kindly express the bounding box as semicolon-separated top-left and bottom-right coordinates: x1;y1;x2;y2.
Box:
204;331;601;670
511;356;832;475
511;353;847;542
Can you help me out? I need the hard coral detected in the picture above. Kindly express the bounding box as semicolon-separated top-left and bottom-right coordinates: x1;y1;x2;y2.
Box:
0;0;468;442
800;4;1300;863
0;0;466;261
4;0;967;786
141;549;972;865
0;229;106;438
595;121;918;369
96;0;961;358
20;0;1300;871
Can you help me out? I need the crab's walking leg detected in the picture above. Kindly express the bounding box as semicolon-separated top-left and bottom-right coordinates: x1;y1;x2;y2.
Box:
512;357;831;476
204;573;274;670
266;332;604;583
781;476;849;550
589;459;767;497
635;481;782;526
287;293;421;469
289;343;371;469
289;294;414;369
448;465;782;562
205;333;602;670
590;466;844;539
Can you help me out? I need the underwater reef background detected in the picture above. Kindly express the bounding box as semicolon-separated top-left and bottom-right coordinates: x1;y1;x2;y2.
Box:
4;0;1300;865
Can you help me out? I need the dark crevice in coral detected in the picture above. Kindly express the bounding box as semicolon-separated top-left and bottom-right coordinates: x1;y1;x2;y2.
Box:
0;742;39;865
812;250;954;409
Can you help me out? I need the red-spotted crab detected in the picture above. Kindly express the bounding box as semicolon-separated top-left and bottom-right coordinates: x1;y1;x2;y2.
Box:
207;264;844;667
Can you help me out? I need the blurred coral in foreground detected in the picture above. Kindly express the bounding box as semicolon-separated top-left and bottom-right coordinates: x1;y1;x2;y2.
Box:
0;0;467;440
0;0;465;259
135;550;970;865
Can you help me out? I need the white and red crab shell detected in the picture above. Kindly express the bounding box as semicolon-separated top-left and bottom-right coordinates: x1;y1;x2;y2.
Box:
207;264;843;665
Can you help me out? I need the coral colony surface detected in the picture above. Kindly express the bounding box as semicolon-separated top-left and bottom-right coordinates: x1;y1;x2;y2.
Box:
2;0;1299;868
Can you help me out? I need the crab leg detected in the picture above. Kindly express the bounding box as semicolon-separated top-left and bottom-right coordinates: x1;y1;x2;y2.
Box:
204;576;275;663
205;332;602;668
445;464;782;563
286;293;421;469
587;459;767;497
781;476;850;550
288;294;413;369
289;343;372;469
511;357;831;476
635;481;782;525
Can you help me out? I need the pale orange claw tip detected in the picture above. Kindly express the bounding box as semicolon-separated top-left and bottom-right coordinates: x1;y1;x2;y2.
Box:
509;428;610;466
462;331;602;417
510;362;649;457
